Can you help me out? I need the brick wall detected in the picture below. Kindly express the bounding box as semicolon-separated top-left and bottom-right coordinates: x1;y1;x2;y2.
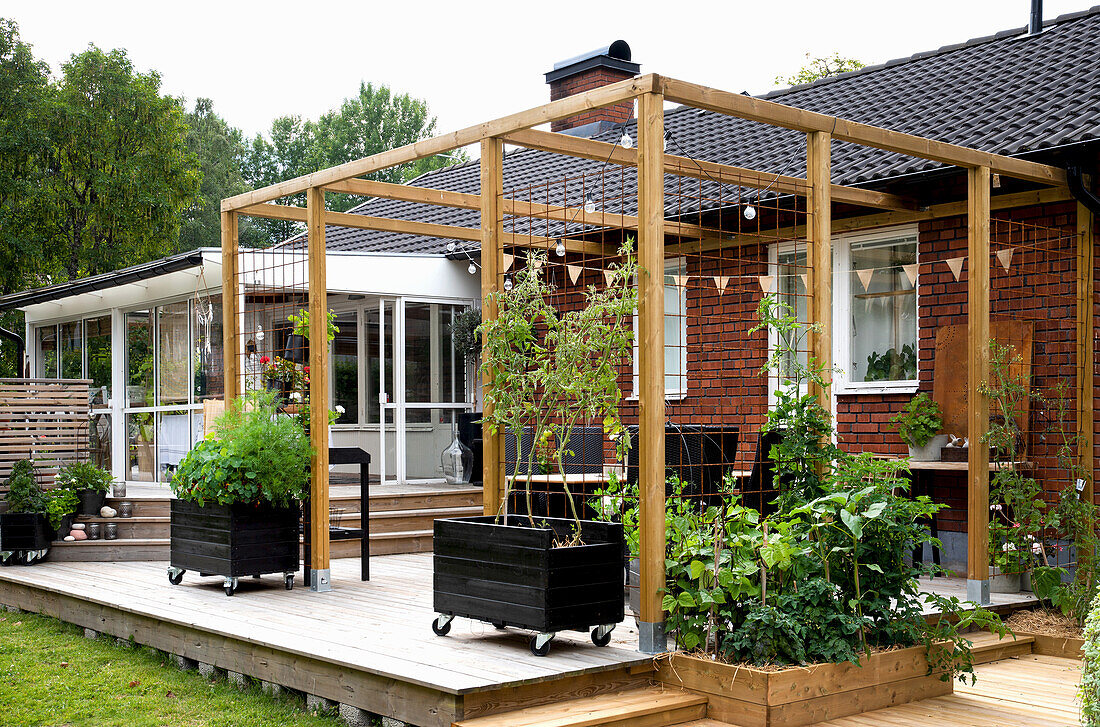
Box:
549;68;635;132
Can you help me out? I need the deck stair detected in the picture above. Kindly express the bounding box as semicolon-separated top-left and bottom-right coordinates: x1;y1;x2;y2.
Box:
47;486;482;562
965;630;1036;664
453;685;707;727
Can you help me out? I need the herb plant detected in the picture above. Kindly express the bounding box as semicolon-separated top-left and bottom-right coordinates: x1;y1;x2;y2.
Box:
55;461;114;494
4;460;46;514
287;308;339;342
44;488;79;530
889;393;944;448
866;344;917;382
1082;591;1100;725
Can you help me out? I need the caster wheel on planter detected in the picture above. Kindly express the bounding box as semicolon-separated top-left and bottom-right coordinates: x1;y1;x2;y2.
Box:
529;634;554;657
168;569;184;586
223;577;238;597
492;622;506;630
284;574;294;590
591;627;613;647
432;617;452;636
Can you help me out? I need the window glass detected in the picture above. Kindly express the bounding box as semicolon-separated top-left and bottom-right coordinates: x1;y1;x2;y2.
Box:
60;321;82;379
157;409;191;483
404;302;464;423
193;294;223;401
126;311;154;407
633;260;688;396
89;413;111;472
365;303;394;424
332;312;358;424
776;249;809;384
158;301;190;406
848;236;918;383
86;316;112;406
36;326;57;378
127;412;155;482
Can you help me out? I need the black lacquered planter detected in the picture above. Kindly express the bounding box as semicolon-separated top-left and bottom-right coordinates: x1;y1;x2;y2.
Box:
0;512;54;565
432;515;624;656
168;499;300;596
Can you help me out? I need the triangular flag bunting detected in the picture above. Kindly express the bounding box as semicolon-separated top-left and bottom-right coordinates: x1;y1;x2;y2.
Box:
799;273;809;291
502;253;514;271
672;275;689;288
713;275;731;294
567;265;582;284
758;274;775;293
996;247;1014;272
603;269;616;286
902;263;919;287
856;268;875;291
946;256;965;281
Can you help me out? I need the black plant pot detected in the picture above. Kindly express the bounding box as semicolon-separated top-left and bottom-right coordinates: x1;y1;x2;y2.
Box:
284;334;308;364
77;489;107;517
57;512;76;539
169;499;300;595
433;515;624;650
0;512;53;564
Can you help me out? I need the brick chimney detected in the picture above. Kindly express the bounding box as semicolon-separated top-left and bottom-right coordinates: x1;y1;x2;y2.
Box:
545;40;640;135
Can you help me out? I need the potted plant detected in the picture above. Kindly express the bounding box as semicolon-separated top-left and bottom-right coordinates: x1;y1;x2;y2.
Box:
166;390;311;595
1;460;77;565
55;461;114;517
890;392;947;461
283;308;338;365
432;242;637;656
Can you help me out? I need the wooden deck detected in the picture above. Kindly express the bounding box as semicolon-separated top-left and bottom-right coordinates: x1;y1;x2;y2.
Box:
0;554;652;727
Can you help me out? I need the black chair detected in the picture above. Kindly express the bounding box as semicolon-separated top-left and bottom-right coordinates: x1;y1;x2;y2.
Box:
735;430;784;515
302;447;371;585
506;426;606;520
625;424;739;507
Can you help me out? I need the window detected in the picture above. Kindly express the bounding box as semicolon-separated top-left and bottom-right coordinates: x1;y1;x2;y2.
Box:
633;259;688;397
332;311;359;424
836;227;918;391
86;316;112;406
774;247;809;389
60;322;82;379
35;326;57;378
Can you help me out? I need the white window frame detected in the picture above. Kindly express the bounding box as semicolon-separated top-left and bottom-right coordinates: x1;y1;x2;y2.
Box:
631;257;688;400
832;224;920;395
766;242;809;406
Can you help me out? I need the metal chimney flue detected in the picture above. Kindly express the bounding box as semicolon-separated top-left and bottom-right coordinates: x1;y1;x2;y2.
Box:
1029;0;1043;35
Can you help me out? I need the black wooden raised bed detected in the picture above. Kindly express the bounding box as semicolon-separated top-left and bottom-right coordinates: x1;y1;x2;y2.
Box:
432;515;624;656
167;499;300;596
0;512;53;565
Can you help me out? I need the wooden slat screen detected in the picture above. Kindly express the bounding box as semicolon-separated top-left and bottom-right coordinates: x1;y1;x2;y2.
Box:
0;379;91;494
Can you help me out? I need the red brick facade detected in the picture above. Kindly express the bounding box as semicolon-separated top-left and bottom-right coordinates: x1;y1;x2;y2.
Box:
549;68;636;132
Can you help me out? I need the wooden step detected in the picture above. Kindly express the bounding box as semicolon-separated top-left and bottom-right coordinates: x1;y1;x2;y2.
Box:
48;538;170;562
350;487;483;513
103;497;171;517
65;517;170;539
967;631;1036;663
453;686;707;727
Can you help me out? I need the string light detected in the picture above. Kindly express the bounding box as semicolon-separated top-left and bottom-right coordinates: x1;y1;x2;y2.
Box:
447;241;457;253
743;204;757;221
555;239;566;257
619;131;633;149
503;277;513;291
468;262;476;275
584;192;597;214
663;130;671;152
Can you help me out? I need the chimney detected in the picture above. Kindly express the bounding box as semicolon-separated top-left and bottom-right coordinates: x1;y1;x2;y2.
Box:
545;40;640;135
1029;0;1043;35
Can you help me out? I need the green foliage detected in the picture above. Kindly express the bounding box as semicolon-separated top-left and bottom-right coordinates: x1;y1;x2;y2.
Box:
889;393;944;448
56;461;114;494
287;308;339;342
921;593;1009;685
3;460;45;514
480;241;638;531
1082;590;1100;725
451;307;482;362
866;344;916;382
775;53;866;86
170;391;312;507
179;97;249;252
44;487;79;530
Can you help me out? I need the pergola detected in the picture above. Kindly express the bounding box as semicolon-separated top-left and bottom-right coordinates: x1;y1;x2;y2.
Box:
218;74;1091;651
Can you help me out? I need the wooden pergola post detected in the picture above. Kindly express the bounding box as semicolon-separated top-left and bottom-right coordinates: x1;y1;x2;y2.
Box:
806;131;832;412
1078;201;1095;506
636;91;666;654
307;186;332;591
967;166;991;605
480;138;504;515
220;210;240;401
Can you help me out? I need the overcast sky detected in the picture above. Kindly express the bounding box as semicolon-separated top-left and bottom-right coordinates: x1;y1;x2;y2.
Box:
4;1;1091;142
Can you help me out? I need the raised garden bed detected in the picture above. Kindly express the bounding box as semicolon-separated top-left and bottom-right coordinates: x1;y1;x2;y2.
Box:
0;512;54;565
656;646;951;727
167;499;300;595
432;515;624;656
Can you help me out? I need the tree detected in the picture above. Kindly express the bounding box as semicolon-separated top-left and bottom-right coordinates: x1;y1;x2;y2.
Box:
775;53;865;87
41;45;200;280
180;98;249;252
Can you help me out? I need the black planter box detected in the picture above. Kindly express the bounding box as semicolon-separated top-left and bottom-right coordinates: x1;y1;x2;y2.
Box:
77;488;107;517
170;499;300;578
433;515;624;633
0;512;54;552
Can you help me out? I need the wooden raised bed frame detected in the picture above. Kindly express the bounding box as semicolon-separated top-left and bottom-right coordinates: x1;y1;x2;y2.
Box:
656;645;951;727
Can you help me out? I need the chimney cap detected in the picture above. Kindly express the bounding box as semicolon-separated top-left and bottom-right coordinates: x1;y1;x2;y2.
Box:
545;40;640;84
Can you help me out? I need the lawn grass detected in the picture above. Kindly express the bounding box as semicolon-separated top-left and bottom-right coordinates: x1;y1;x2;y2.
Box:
0;609;349;727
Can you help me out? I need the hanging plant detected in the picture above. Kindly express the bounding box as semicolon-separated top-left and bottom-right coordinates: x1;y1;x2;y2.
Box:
451;307;482;362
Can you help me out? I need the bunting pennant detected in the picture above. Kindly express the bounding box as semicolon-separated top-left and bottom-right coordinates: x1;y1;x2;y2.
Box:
713;275;731;294
567;265;583;284
671;275;689;288
856;268;875;291
502;253;514;271
902;263;919;287
996;247;1014;272
603;269;616;287
758;274;775;293
946;256;965;281
799;273;809;291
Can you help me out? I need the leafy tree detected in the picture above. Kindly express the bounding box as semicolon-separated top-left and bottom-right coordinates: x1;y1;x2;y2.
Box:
179;97;249;251
41;45;200;280
775;53;865;86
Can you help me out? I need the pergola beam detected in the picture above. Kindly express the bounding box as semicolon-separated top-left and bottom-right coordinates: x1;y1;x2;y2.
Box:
221;75;658;211
659;77;1066;187
502;128;918;212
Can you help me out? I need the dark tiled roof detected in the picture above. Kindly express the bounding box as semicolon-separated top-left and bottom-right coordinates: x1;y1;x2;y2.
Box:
295;6;1100;255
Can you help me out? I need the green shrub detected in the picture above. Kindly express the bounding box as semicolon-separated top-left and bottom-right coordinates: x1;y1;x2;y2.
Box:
1082;590;1100;725
170;390;312;507
889;393;944;448
44;488;79;530
4;460;46;514
55;460;114;493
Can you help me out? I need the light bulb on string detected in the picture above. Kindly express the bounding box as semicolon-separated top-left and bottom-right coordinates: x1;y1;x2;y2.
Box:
447;241;457;253
619;131;633;149
468;262;476;275
503;277;513;291
743;204;757;221
663;130;671;152
584;192;597;214
256;325;265;342
555;239;566;257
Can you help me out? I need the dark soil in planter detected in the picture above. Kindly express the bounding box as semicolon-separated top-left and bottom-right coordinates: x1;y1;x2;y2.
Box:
77;489;107;517
433;515;624;634
170;499;300;579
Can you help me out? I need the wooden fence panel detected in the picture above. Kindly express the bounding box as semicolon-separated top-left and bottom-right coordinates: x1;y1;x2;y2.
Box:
0;379;91;494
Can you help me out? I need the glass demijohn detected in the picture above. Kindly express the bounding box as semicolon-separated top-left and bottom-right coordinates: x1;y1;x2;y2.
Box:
440;421;474;485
